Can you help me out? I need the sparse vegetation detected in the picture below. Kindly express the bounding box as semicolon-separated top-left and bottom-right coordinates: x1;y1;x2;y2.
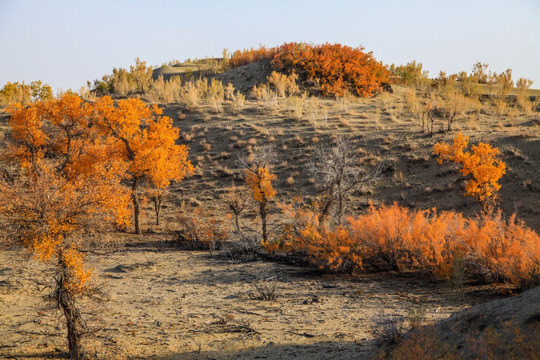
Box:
1;43;540;360
0;80;53;106
389;61;430;90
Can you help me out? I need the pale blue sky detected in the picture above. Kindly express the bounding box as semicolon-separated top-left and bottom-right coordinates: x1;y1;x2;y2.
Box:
1;0;539;92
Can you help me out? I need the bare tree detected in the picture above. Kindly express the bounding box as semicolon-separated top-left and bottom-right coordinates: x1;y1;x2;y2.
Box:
147;186;169;226
306;136;384;224
223;183;250;233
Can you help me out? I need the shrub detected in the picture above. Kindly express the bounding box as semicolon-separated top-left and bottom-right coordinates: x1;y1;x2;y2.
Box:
229;91;245;113
147;75;181;103
177;206;229;252
250;84;266;100
130;58;153;93
272;201;363;273
405;89;428;131
372;313;407;344
433;71;457;95
224;82;235;100
457;71;482;97
269;201;540;286
431;91;474;131
516;77;533;93
389;61;430;90
516;78;534;114
493;68;514;98
180;81;200;110
348;203;463;274
288;95;305;120
382;321;540;360
460;211;540;286
207;79;224;113
90;58;153;97
229;46;276;68
272;42;389;97
267;71;299;98
434;133;506;213
471;61;491;84
251;277;281;301
0;80;53;106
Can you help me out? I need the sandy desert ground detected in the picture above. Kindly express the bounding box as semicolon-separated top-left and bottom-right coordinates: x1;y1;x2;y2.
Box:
1;233;512;359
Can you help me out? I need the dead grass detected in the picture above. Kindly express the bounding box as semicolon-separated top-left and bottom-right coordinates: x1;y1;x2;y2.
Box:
285;176;295;185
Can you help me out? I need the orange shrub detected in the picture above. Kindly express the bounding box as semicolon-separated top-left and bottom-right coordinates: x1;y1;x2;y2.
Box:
229;43;389;97
229;46;276;68
272;42;390;97
460;211;540;286
348;203;464;275
272;202;363;273
271;202;540;286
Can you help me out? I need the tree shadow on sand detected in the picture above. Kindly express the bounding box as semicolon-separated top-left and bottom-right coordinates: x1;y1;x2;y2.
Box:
158;340;376;360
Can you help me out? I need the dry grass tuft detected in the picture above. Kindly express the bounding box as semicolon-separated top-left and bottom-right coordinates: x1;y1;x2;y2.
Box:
285;176;295;185
339;119;351;127
234;140;247;149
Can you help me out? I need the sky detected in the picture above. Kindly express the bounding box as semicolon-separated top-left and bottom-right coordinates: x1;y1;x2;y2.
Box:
1;0;539;92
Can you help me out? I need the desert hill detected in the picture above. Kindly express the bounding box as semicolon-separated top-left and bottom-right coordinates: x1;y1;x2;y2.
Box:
1;54;539;359
154;79;540;232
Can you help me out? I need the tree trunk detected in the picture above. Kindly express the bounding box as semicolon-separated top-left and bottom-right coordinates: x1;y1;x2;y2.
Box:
57;258;84;359
337;179;343;225
62;299;83;360
318;184;336;224
260;201;268;242
234;213;240;233
153;197;161;226
132;178;141;235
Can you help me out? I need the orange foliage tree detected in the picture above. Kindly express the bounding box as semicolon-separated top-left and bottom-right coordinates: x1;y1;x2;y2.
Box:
228;43;389;97
1;94;131;359
245;166;276;243
1;93;194;357
434;132;506;213
93;96;194;234
272;42;389;97
240;147;277;244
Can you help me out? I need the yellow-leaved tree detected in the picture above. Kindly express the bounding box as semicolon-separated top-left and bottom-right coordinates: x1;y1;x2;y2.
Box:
240;147;277;244
1;93;130;359
93;96;194;234
0;93;194;358
434;132;506;213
